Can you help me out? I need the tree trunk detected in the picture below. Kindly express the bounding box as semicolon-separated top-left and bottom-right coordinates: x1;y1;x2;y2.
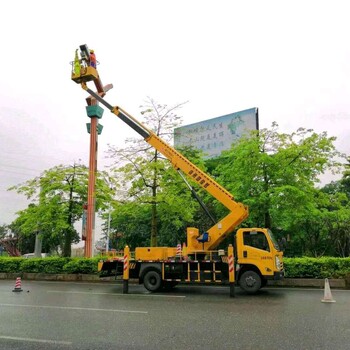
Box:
150;151;158;247
263;165;271;229
62;228;72;257
151;201;157;247
62;176;74;257
264;211;272;229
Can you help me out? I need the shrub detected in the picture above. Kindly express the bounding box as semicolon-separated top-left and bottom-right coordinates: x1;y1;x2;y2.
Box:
0;258;22;273
20;257;71;274
0;257;98;274
62;258;100;274
1;256;350;278
284;257;350;278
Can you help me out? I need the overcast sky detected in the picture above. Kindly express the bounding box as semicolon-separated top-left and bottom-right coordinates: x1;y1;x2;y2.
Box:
1;1;349;235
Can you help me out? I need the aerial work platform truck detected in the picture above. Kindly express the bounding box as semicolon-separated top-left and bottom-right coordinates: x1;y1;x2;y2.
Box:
71;45;284;296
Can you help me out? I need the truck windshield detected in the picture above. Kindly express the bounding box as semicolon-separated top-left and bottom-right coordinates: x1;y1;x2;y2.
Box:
267;229;280;251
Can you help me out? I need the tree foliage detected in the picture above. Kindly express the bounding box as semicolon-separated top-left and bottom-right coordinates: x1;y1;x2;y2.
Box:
215;123;342;226
8;113;349;258
106;148;205;250
9;164;117;256
213;123;345;256
0;224;7;239
106;97;191;247
106;116;348;257
319;162;350;257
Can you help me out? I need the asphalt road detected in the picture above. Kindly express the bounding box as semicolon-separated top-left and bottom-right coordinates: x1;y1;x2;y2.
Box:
0;280;349;350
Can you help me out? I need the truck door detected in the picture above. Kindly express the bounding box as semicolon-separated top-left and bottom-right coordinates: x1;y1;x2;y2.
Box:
238;230;274;276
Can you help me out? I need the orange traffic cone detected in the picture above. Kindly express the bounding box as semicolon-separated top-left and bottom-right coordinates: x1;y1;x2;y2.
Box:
321;278;335;303
12;277;23;292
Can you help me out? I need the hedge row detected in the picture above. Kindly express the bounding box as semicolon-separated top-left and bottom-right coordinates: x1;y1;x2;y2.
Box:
0;257;350;278
284;257;350;279
0;257;101;274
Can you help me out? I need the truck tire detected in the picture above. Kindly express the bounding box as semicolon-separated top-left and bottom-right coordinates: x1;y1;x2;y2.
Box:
239;271;261;294
143;270;162;292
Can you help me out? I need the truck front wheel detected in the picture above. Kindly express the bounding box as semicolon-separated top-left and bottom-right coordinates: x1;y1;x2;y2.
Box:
239;271;261;294
143;270;162;292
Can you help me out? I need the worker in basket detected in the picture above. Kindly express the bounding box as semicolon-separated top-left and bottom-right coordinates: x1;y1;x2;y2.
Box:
90;49;97;68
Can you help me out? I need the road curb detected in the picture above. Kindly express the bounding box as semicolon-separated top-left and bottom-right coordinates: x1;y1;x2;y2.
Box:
0;273;348;289
0;273;101;282
268;278;346;289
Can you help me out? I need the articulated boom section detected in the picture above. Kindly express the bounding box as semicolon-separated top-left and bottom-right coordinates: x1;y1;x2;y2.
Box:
146;133;249;252
73;58;249;254
146;134;234;206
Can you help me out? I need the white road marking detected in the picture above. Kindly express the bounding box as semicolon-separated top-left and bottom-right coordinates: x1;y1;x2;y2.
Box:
0;303;148;314
47;290;186;298
265;287;350;292
0;335;72;345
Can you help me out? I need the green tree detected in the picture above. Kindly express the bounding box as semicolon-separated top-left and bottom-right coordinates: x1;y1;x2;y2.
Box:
9;203;62;255
108;202;152;250
156;146;209;246
0;224;7;239
106;146;206;249
0;224;8;256
107;98;188;246
340;156;350;199
9;164;117;256
320;161;350;257
214;123;343;255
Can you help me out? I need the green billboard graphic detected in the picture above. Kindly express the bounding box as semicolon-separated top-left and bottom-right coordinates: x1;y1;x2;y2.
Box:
174;108;259;158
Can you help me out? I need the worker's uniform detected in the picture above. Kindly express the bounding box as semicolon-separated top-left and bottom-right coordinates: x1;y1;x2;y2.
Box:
90;53;96;68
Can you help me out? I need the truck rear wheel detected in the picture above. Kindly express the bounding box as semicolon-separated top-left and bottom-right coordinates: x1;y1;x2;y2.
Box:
239;271;261;294
143;270;162;292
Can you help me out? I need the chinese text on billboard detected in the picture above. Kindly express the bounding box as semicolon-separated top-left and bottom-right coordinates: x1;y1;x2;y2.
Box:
174;108;258;158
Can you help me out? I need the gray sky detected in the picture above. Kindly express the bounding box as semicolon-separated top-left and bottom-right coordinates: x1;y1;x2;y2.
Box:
1;0;349;233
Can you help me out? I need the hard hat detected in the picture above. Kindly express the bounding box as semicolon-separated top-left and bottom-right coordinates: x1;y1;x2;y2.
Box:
90;49;94;53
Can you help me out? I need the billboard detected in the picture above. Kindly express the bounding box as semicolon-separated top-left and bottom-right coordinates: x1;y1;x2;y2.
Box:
174;107;259;158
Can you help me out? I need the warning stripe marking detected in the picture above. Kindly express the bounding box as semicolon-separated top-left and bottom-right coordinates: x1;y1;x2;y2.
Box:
123;255;128;271
228;255;234;273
